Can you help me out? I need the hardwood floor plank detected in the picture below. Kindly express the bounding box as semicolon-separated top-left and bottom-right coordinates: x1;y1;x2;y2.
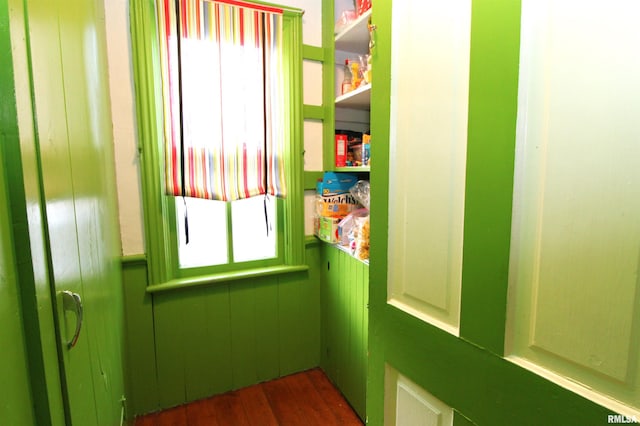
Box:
155;405;187;426
134;413;158;426
209;393;251;426
134;368;362;426
236;383;279;426
280;371;340;426
185;398;222;426
307;368;363;425
261;376;308;425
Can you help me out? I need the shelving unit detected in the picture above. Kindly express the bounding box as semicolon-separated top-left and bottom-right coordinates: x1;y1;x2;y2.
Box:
333;5;372;173
335;9;372;53
335;83;371;110
317;2;372;422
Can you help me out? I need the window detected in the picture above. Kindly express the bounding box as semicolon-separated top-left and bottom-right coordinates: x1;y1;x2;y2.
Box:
130;0;305;287
173;196;280;274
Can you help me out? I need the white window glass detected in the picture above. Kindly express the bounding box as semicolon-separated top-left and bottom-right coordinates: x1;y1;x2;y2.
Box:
176;197;228;268
231;196;276;263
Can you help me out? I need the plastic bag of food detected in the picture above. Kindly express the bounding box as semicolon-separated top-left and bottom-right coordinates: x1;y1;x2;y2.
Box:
338;208;369;248
349;180;370;210
354;214;370;261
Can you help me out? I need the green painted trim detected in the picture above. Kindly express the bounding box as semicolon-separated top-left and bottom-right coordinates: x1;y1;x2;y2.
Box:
454;411;476;426
224;201;235;262
146;264;309;294
366;0;391;421
382;305;611;425
282;11;306;266
1;0;66;423
0;87;37;426
120;254;147;266
304;171;323;190
322;0;336;171
302;44;324;62
130;0;171;286
304;235;320;246
303;104;325;120
458;0;522;356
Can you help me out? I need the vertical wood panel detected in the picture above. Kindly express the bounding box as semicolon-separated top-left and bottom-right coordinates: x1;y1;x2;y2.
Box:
336;250;349;392
202;285;234;396
127;245;321;416
279;271;317;375
154;293;188;408
253;278;280;382
122;259;159;415
319;244;368;420
299;244;322;369
230;280;261;389
345;252;358;407
0;137;36;426
352;261;366;416
361;264;369;412
183;287;220;401
320;244;336;378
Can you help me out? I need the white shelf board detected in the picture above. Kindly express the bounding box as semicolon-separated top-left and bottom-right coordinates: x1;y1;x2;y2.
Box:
335;83;371;110
335;9;372;53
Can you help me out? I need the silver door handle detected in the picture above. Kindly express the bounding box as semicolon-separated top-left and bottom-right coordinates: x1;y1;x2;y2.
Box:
61;290;83;349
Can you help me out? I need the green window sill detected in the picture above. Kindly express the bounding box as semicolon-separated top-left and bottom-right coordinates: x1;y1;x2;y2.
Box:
145;264;309;294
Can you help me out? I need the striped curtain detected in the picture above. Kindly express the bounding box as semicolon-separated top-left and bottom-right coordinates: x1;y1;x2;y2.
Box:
157;0;286;201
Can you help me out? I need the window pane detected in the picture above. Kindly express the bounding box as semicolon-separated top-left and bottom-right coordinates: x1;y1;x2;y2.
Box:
176;197;228;268
231;196;277;263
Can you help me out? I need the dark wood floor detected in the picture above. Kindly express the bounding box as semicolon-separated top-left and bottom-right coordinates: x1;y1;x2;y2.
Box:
134;368;363;426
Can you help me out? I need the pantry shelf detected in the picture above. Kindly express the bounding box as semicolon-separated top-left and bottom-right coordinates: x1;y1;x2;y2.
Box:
335;9;372;52
335;83;371;110
317;237;370;265
335;166;370;172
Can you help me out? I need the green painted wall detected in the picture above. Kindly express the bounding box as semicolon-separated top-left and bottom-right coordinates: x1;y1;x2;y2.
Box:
320;244;368;421
0;113;36;426
1;0;66;424
122;241;322;417
2;0;126;424
367;1;616;425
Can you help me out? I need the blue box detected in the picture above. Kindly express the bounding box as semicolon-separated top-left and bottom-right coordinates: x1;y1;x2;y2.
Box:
316;172;358;195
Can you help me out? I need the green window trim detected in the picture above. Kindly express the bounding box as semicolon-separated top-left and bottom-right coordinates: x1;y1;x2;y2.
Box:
129;0;305;287
146;264;309;294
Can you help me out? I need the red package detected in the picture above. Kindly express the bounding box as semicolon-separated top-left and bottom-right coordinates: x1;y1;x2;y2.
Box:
356;0;371;16
335;134;347;167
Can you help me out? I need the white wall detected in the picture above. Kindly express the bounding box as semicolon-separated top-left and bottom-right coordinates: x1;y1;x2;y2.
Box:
104;0;324;256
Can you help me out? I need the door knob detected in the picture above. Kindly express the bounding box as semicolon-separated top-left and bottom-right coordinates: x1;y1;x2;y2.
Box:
61;290;83;349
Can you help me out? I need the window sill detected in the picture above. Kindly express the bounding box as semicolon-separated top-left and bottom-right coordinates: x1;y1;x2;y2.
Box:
146;264;309;294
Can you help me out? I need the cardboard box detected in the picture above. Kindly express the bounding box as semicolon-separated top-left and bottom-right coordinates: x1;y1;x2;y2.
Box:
316;172;358;195
335;134;347;167
314;216;341;243
316;193;360;218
